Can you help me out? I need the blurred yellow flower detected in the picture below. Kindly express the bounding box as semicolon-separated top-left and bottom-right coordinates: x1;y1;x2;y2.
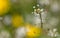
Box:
0;0;10;16
26;24;42;38
12;14;24;28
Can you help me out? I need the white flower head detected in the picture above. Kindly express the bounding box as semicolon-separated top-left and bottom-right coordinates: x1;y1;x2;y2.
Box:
3;15;11;25
15;27;26;38
34;9;36;12
40;9;44;12
32;12;34;14
37;4;40;7
33;6;36;9
37;8;40;11
53;28;57;32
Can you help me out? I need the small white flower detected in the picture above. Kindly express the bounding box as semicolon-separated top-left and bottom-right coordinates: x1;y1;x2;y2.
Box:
37;4;40;7
34;9;36;12
40;9;44;12
37;8;40;11
15;27;26;38
54;32;59;37
53;28;57;32
48;29;53;37
33;6;36;9
32;12;34;14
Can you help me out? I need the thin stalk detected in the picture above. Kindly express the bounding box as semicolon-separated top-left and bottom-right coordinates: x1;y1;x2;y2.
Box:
39;13;43;28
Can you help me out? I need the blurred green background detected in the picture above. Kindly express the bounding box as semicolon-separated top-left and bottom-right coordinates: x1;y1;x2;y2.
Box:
0;0;60;38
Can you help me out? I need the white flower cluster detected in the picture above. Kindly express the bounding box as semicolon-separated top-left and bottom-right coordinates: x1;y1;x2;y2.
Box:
0;15;11;26
32;5;47;27
3;15;11;25
48;28;59;37
0;30;11;38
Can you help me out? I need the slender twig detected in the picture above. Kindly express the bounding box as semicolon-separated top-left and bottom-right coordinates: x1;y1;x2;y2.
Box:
39;13;43;28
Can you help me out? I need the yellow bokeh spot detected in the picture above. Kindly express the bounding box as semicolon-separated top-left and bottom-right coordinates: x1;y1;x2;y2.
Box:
12;14;24;28
26;24;42;37
0;0;10;16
